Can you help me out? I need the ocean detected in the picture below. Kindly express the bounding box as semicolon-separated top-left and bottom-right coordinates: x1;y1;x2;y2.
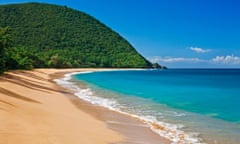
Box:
56;69;240;144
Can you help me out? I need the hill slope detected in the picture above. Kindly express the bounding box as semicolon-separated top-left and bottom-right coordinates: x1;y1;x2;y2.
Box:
0;2;153;68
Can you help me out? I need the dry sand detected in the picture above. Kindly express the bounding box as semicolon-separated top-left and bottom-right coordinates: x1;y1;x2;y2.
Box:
0;69;122;144
0;68;170;144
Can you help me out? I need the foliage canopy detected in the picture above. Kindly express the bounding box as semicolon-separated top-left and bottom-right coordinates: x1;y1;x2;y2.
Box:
0;2;154;70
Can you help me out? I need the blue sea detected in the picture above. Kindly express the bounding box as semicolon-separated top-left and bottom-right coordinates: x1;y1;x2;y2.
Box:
56;69;240;144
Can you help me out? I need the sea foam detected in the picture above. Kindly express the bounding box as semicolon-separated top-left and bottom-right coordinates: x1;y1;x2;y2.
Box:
55;71;206;144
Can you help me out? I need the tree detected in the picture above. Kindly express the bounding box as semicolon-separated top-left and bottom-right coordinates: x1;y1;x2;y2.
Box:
0;26;12;73
0;26;12;48
5;47;34;70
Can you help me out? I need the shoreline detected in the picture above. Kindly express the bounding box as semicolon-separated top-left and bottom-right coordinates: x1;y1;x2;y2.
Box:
55;69;208;144
0;68;170;144
52;68;171;144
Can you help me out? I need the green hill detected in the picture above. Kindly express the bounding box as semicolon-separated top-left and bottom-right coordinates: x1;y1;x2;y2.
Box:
0;2;154;68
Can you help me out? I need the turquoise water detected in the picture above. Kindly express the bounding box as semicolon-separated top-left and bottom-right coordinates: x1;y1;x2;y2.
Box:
68;69;240;144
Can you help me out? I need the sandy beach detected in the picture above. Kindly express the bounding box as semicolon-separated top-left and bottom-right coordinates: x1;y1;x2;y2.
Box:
0;68;170;144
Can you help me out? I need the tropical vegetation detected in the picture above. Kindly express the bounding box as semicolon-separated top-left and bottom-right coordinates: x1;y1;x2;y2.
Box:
0;3;164;73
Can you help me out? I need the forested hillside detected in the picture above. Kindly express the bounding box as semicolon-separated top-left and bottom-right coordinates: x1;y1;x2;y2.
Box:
0;2;154;70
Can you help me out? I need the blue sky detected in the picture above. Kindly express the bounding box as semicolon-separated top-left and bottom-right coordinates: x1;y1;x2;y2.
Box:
1;0;240;68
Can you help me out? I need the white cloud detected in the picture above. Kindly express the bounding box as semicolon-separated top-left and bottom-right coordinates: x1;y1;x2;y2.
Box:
149;55;240;68
149;56;205;63
189;47;211;53
211;55;240;64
